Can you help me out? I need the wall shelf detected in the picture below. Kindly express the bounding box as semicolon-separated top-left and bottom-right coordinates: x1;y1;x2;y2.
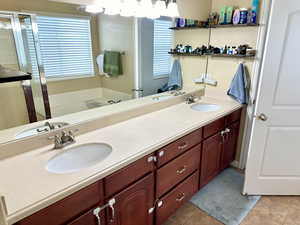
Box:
169;23;259;30
168;52;256;58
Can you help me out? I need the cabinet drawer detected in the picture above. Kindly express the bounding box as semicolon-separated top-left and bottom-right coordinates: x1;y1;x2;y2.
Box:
156;128;202;167
104;153;155;197
156;145;200;198
16;181;104;225
225;108;242;125
156;171;199;225
203;117;225;139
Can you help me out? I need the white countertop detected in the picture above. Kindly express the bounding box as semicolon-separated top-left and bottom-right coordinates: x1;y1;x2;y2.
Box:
0;95;241;225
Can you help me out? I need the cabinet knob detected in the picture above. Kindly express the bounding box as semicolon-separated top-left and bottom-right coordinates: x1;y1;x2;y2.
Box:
157;200;163;208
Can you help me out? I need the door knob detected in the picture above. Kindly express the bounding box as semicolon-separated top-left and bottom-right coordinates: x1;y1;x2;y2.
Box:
257;113;268;121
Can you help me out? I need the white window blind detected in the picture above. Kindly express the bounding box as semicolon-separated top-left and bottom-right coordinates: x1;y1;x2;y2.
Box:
153;19;173;77
35;15;94;79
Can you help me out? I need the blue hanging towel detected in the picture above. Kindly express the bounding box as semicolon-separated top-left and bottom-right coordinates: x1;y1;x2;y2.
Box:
227;63;249;104
168;59;183;89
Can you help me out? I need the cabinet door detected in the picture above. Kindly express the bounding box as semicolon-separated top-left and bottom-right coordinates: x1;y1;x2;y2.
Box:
200;133;222;188
221;122;240;170
107;173;154;225
16;181;104;225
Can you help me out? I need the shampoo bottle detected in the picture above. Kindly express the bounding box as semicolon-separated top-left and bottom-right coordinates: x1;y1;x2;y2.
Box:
251;0;259;24
219;6;227;24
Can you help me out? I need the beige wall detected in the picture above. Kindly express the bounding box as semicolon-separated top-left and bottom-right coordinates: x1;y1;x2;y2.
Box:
176;0;212;89
97;15;135;95
178;0;212;20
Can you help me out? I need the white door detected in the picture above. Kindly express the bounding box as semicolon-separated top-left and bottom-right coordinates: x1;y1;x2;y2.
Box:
244;0;300;195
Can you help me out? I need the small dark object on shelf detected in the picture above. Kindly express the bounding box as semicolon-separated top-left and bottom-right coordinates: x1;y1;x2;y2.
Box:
169;43;256;58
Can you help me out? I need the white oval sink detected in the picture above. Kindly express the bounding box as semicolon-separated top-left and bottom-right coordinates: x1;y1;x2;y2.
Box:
46;143;112;174
191;103;221;112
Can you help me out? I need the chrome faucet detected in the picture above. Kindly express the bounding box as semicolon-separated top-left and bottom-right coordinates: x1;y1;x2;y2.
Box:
37;122;67;133
185;95;198;104
49;129;78;149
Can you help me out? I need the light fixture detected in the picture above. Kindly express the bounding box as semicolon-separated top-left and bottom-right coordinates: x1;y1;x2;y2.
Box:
120;0;138;17
85;5;104;13
84;0;179;19
134;0;151;17
166;0;179;17
104;0;121;15
154;0;167;16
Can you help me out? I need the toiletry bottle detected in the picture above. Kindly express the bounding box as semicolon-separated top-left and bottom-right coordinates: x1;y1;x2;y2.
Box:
251;0;259;24
219;6;227;24
232;46;237;55
224;45;228;54
226;7;234;24
228;46;233;55
240;8;248;24
232;9;240;25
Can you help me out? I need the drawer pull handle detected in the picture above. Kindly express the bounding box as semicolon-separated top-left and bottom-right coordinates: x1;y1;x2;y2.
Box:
176;166;187;174
93;198;115;225
93;207;102;225
176;193;185;202
178;143;188;150
108;198;116;222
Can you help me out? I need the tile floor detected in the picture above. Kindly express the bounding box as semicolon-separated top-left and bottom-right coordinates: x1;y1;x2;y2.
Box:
163;196;300;225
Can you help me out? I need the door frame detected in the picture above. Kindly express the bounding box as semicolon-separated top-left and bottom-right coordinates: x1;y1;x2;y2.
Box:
237;0;272;169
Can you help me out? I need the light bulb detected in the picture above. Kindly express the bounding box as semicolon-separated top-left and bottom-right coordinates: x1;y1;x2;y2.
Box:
85;4;104;13
155;0;167;16
135;0;153;18
166;0;179;17
120;0;138;17
147;6;160;19
104;0;121;15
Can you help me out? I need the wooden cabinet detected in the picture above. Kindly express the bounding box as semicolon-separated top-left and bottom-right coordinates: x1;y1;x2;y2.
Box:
203;117;225;139
156;145;201;198
156;128;202;167
200;133;223;188
67;209;103;225
106;173;155;225
221;122;240;170
225;109;242;126
16;181;104;225
156;171;199;225
104;153;155;197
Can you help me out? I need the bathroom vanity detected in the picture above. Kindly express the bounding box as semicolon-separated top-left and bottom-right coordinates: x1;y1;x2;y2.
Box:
13;108;242;225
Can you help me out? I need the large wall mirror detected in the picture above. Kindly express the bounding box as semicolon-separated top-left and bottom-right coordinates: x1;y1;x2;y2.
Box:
0;0;218;143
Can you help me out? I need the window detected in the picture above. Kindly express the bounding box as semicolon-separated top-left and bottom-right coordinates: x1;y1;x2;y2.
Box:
31;15;94;79
153;19;173;77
